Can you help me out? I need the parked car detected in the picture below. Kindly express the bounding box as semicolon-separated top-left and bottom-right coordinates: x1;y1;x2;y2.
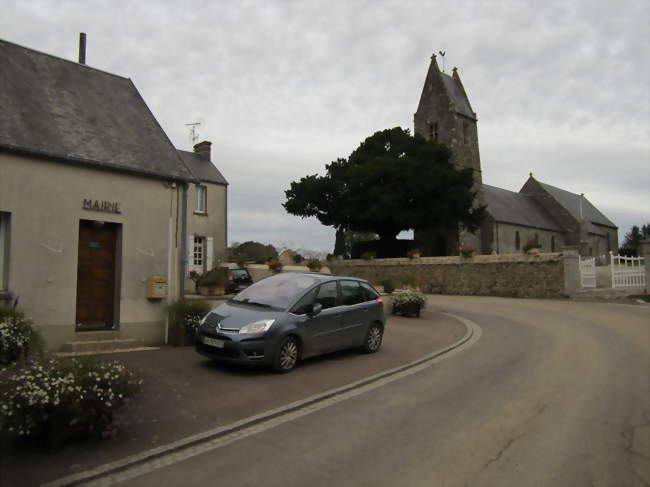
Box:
226;267;253;294
195;272;385;373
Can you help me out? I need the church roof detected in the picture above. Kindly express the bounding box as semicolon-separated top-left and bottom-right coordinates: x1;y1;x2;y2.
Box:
483;184;564;232
0;39;195;181
177;150;228;186
440;73;476;120
535;181;617;230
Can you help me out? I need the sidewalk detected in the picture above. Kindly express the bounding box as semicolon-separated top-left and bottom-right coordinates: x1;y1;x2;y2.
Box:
1;310;467;487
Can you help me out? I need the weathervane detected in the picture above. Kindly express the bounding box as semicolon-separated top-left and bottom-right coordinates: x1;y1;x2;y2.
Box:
186;122;201;144
438;50;446;72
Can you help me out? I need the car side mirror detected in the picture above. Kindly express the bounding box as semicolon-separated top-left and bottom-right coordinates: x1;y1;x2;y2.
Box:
309;302;323;317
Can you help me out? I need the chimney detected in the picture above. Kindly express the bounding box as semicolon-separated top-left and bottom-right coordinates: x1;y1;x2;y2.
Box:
78;32;86;64
193;140;212;161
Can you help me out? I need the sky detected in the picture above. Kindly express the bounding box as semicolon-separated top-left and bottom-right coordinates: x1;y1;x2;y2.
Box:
2;0;649;252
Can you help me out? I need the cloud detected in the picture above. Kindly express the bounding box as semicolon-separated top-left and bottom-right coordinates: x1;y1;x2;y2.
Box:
2;0;648;250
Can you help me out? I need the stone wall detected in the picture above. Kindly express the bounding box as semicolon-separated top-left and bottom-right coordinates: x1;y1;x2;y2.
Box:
328;253;568;299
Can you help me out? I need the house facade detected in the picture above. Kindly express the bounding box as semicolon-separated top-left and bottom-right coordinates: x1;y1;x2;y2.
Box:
0;39;227;351
413;54;617;256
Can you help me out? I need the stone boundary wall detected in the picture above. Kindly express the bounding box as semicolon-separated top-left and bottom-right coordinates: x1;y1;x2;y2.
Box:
328;253;569;299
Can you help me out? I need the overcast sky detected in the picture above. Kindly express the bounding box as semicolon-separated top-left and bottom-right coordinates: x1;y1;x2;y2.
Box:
3;0;649;252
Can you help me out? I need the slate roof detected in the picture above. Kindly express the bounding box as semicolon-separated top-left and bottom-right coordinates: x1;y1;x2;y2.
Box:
535;181;617;230
177;150;228;186
0;39;195;181
440;73;476;120
483;184;563;232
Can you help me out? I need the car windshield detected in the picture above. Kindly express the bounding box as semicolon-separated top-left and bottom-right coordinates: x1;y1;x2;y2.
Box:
230;269;250;279
231;273;322;309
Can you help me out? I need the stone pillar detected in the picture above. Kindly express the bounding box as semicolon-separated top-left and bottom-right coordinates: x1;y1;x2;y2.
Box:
562;246;581;297
640;239;650;294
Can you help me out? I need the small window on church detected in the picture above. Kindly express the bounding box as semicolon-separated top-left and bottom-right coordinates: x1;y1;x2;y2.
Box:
515;231;520;250
463;122;469;144
551;236;556;252
434;123;439;141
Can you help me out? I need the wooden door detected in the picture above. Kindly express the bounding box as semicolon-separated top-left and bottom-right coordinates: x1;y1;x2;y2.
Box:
76;220;118;330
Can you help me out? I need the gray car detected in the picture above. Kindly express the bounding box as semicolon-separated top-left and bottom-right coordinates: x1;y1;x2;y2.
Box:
195;272;385;373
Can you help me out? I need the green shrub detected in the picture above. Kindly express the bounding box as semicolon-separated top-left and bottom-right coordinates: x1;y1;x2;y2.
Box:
168;299;212;337
0;308;43;365
392;290;426;308
306;258;322;271
380;280;395;293
361;251;376;260
197;268;227;287
0;357;142;437
292;254;304;264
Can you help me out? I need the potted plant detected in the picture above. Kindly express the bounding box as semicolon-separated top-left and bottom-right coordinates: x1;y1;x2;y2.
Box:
392;290;426;317
167;299;212;346
361;251;376;261
267;258;283;272
407;249;421;259
459;245;476;258
197;268;227;295
306;258;322;272
522;238;542;254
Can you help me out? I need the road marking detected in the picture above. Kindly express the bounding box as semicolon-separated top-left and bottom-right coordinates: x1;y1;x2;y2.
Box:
42;313;482;487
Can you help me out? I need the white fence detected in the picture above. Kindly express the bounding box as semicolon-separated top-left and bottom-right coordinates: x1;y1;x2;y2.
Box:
579;256;596;288
610;252;645;288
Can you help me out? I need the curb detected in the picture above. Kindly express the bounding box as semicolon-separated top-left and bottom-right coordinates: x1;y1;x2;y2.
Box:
43;313;481;487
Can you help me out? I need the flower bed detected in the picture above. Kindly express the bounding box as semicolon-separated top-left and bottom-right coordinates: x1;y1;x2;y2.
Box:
0;357;142;443
0;308;42;364
392;291;426;317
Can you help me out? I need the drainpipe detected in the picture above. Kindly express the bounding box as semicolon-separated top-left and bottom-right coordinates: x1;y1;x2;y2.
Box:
180;183;189;298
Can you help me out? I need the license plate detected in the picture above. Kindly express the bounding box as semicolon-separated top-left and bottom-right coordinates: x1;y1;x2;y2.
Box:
203;336;225;348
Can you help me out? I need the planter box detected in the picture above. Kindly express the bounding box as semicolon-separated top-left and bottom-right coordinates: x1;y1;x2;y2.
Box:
392;302;422;318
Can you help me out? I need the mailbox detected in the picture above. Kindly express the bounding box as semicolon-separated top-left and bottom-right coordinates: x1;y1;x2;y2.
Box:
146;276;167;299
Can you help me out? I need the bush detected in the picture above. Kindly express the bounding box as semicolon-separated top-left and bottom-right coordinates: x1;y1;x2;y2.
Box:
292;254;304;264
168;299;212;338
0;357;142;438
379;280;395;293
267;259;283;272
0;308;43;365
458;245;476;258
306;258;322;271
522;238;541;253
361;251;376;261
197;268;227;288
392;291;426;317
407;249;421;259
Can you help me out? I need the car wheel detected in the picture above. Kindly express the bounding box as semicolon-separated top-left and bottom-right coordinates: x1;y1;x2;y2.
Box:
273;336;299;373
363;324;383;353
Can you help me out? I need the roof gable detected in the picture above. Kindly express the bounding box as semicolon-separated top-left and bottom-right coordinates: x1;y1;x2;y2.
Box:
0;39;194;181
177;150;228;186
534;180;617;229
483;184;563;231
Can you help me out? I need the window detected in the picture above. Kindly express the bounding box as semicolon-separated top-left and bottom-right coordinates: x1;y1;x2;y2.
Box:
290;288;317;315
0;213;7;292
340;281;364;306
193;236;204;266
315;281;338;310
360;283;379;301
515;231;520;250
196;185;207;214
551;236;556;252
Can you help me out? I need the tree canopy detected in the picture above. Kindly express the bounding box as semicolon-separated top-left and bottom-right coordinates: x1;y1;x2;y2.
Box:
619;223;649;255
283;127;484;250
227;241;278;265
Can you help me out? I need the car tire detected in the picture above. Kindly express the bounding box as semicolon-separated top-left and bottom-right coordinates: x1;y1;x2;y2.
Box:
363;323;383;354
273;336;300;373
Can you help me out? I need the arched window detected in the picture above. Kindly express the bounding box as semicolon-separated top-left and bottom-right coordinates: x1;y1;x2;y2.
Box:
551;236;556;252
515;231;520;250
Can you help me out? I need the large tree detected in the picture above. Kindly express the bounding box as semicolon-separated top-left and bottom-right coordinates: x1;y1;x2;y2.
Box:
283;127;484;256
619;223;650;255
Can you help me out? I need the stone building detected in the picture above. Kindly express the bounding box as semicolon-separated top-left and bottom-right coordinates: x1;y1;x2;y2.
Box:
0;39;227;351
413;54;617;256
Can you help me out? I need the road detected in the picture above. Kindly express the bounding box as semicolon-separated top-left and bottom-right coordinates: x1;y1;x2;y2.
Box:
108;297;650;486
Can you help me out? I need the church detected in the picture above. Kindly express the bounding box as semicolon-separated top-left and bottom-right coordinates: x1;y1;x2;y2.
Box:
413;54;617;258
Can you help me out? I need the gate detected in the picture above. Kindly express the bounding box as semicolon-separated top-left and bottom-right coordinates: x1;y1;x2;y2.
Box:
579;255;596;288
610;252;645;288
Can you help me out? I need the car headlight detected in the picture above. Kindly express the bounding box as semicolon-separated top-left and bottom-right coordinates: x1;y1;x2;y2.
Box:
239;319;276;335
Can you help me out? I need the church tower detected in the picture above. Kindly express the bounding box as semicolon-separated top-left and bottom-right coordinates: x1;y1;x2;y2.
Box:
413;54;485;255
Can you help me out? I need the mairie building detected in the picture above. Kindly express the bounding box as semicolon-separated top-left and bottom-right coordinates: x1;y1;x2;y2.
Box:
0;39;227;351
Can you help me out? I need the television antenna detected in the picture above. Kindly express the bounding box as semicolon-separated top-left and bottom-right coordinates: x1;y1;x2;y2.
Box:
186;122;201;144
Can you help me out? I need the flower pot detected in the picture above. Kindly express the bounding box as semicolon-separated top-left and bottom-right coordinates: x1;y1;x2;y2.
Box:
198;285;225;296
526;248;540;255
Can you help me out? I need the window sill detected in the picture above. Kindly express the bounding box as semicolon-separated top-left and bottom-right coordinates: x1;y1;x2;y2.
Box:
194;211;208;217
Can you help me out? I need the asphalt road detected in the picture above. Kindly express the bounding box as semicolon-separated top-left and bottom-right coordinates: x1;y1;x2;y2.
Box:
103;297;650;486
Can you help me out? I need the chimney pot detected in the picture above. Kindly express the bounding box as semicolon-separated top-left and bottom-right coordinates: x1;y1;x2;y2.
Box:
193;141;212;161
78;33;87;64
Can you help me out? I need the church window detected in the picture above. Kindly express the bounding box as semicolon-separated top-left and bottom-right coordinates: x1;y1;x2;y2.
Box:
515;231;520;250
463;122;469;144
551;236;556;252
434;123;439;141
